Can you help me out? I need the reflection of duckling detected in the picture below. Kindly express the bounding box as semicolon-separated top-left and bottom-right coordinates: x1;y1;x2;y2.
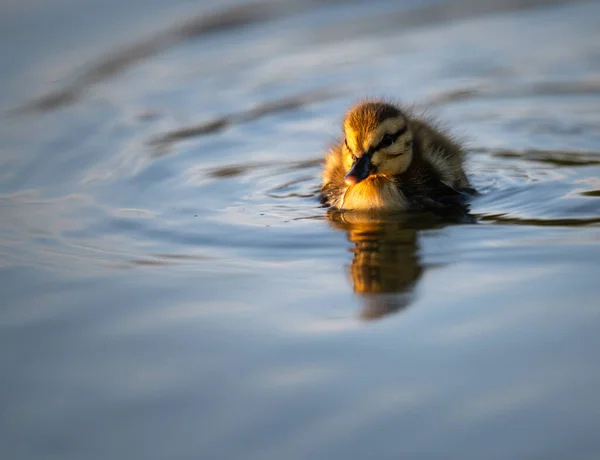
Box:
327;211;437;320
321;100;473;211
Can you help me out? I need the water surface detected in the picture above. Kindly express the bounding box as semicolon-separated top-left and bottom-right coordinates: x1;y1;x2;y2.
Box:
1;1;600;459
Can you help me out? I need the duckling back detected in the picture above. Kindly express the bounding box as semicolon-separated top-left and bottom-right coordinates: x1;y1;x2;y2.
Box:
408;118;469;189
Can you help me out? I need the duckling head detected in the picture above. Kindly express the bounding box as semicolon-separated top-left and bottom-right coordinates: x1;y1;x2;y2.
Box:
342;101;413;185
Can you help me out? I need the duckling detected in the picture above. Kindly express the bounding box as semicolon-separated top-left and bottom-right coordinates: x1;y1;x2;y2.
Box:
321;100;473;211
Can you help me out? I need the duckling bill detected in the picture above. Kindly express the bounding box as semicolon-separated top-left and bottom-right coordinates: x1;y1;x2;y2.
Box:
321;100;473;211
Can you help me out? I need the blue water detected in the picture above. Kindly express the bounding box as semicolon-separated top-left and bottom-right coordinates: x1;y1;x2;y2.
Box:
1;1;600;459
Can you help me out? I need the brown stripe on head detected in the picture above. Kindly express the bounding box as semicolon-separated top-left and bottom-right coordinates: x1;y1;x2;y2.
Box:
343;101;403;154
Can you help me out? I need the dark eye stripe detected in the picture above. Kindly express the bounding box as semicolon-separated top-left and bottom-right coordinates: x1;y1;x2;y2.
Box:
344;138;352;153
375;125;407;151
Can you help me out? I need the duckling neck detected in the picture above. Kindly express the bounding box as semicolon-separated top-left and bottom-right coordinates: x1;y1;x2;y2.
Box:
341;175;408;211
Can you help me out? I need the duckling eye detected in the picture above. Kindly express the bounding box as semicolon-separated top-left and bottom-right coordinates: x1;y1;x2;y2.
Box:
344;138;351;152
380;133;395;148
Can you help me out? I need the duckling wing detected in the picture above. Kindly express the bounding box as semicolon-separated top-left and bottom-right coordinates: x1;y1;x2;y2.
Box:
401;176;468;206
432;180;473;205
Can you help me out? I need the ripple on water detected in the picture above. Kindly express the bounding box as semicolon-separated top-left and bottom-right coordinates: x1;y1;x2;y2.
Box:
2;1;600;460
